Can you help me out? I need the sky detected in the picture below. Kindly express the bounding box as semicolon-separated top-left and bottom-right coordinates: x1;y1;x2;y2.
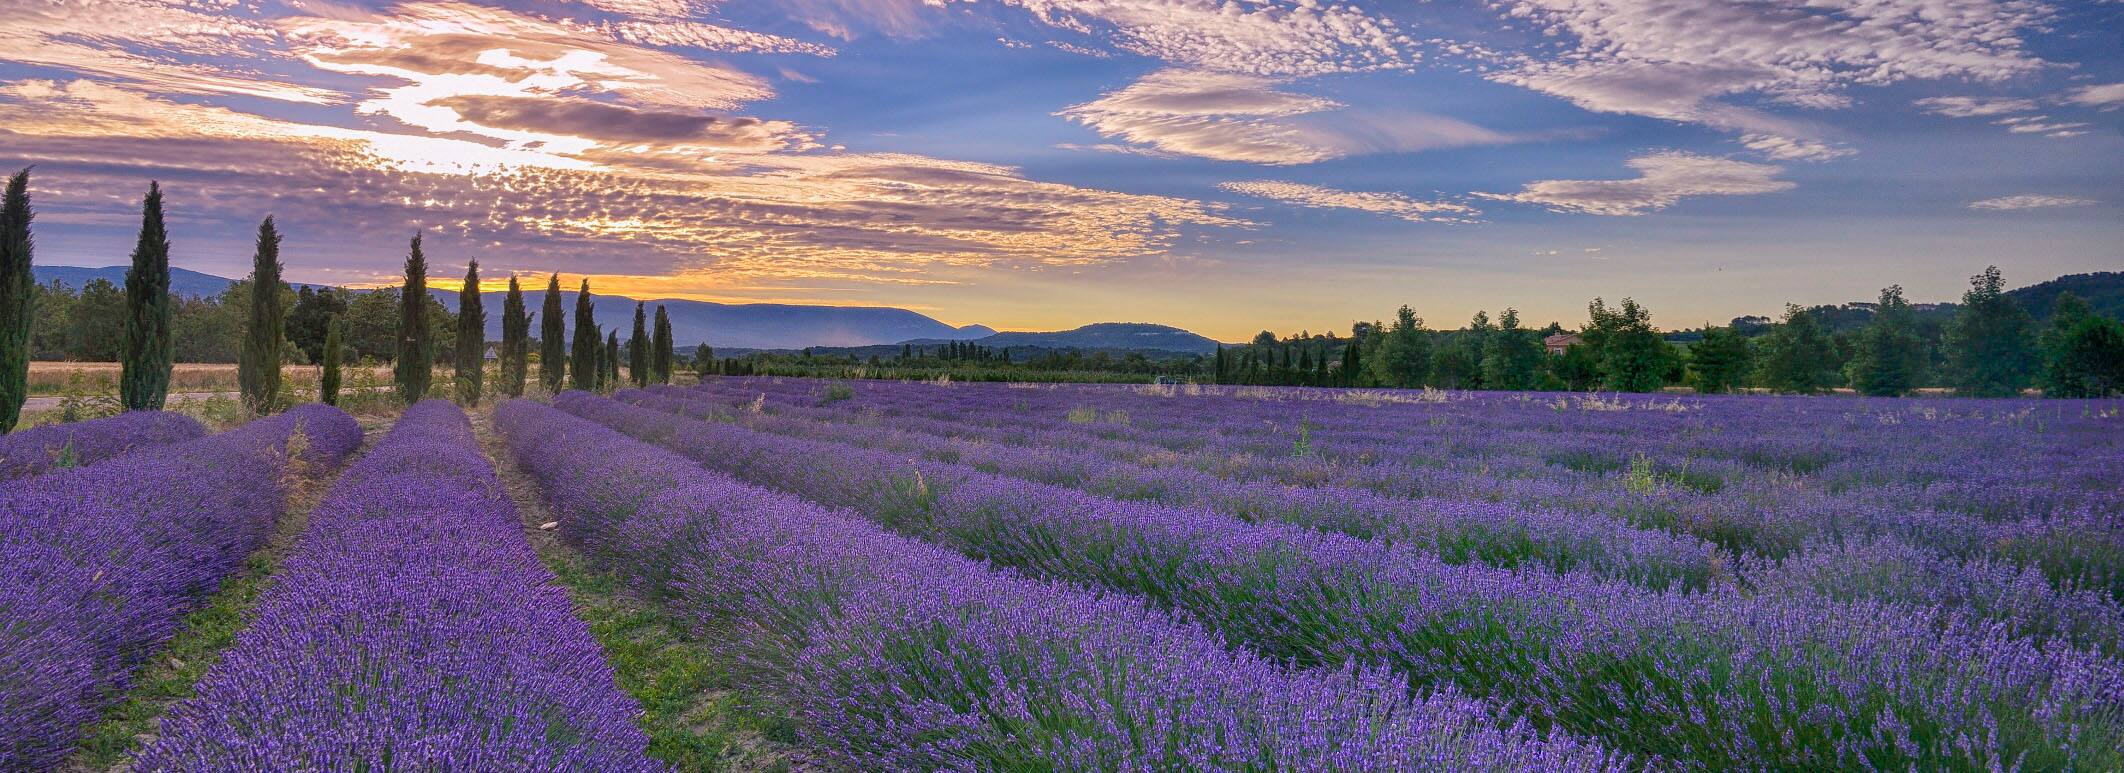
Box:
2;0;2120;340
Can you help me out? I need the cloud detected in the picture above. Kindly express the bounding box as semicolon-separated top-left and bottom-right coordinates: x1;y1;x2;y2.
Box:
0;79;1241;286
1478;151;1794;216
2064;83;2124;110
0;0;340;103
1915;96;2041;118
599;21;837;56
1740;134;1853;162
1058;69;1509;165
1485;0;2049;143
1994;116;2089;136
427;95;814;150
1968;195;2097;210
1220;181;1478;223
1003;0;1409;76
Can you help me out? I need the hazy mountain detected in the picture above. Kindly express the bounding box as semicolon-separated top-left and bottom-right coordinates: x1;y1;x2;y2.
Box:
32;265;993;349
906;322;1223;354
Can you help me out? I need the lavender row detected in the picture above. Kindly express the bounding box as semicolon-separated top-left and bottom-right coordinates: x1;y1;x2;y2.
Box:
0;411;205;480
631;386;1727;590
137;401;658;771
0;405;359;770
562;391;2124;770
499;398;1622;771
692;379;2124;603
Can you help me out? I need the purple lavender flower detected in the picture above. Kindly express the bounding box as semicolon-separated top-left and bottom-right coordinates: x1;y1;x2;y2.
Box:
0;410;204;480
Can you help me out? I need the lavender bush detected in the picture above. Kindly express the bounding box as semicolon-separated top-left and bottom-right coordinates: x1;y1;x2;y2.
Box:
136;401;659;771
0;404;359;769
499;398;1623;771
0;410;204;480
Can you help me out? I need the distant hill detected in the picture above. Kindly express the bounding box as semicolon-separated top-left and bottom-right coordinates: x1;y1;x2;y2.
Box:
32;265;992;350
907;322;1223;354
1701;270;2124;338
2006;272;2124;321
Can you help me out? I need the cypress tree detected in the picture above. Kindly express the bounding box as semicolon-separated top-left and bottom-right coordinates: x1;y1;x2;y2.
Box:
571;279;598;391
320;319;343;407
121;182;174;411
605;330;621;389
393;233;432;403
629;301;648;387
652;305;673;384
501;275;529;397
0;169;34;433
454;260;485;404
540;273;565;393
238;217;284;414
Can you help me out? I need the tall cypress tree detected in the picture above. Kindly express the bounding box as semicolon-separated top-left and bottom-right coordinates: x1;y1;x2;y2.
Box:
571;279;598;391
628;302;648;387
501;275;529;397
652;305;673;384
454;260;485;405
121;182;173;411
539;273;565;393
238;217;284;414
605;330;621;389
0;169;34;433
393;233;432;403
320;318;343;407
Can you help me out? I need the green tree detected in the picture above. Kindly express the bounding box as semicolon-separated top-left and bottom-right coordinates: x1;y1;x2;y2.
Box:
500;275;529;397
1583;298;1665;392
238;217;285;413
320;319;343;406
454;260;485;404
570;279;598;391
343;288;399;362
1758;304;1838;394
1481;308;1542;391
540;273;566;393
651;305;673;384
393;233;433;403
1688;325;1751;394
1;169;33;432
69;278;126;360
628;301;648;387
287;286;347;364
2037;292;2124;397
1849;285;1927;396
605;330;620;389
1945;265;2036;397
29;280;73;360
121;182;173;411
1367;306;1431;388
694;343;715;378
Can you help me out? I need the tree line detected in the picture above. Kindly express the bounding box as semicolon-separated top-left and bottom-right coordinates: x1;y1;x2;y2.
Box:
0;171;683;433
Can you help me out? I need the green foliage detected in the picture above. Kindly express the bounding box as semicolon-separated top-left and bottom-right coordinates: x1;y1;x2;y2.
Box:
1759;304;1838;394
1584;298;1667;392
1367;305;1431;388
541;273;567;393
571;279;600;391
500;275;530;397
2038;292;2124;397
1947;265;2037;397
121;182;174;410
1850;285;1928;396
393;233;433;403
1688;325;1751;394
239;217;285;414
629;302;649;388
651;305;674;384
1;169;33;433
320;321;342;406
454;260;485;405
694;343;715;378
1481;308;1543;391
605;330;621;390
286;285;346;364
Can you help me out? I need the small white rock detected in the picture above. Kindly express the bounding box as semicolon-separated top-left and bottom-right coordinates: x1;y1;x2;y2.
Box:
538;521;559;531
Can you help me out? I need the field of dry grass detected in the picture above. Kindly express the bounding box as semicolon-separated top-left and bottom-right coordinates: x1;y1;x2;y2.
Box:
27;362;395;397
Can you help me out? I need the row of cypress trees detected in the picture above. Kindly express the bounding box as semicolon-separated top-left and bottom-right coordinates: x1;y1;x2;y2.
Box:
0;169;685;432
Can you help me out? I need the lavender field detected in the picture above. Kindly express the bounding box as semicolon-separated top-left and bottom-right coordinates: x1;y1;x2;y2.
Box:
3;379;2122;770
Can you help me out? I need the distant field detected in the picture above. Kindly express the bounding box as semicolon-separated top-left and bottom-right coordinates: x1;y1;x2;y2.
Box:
26;361;395;397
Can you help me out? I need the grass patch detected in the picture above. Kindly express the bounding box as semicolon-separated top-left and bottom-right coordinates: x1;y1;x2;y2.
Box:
65;555;276;770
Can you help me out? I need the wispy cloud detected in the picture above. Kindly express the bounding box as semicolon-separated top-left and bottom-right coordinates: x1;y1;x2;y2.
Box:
1220;181;1478;223
1059;69;1509;165
1478;152;1794;216
1968;194;2097;210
